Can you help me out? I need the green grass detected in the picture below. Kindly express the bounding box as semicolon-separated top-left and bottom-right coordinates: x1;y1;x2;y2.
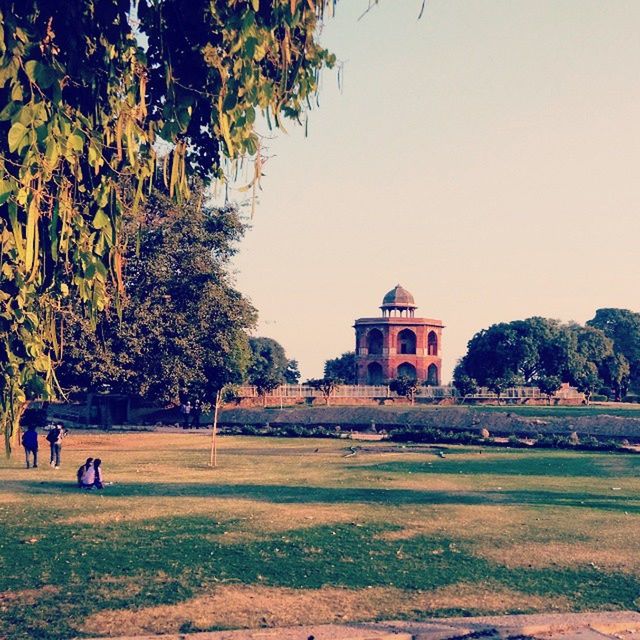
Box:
1;433;639;638
472;404;640;418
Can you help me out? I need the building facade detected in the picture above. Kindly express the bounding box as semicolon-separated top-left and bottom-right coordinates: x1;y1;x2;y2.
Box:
354;285;444;385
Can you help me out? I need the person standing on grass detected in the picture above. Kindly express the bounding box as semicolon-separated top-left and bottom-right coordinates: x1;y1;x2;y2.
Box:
191;398;202;429
21;425;38;468
181;400;191;429
46;423;67;468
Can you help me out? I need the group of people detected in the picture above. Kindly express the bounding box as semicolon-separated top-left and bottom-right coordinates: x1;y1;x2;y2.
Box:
76;458;104;490
21;423;67;469
21;423;106;489
180;396;203;429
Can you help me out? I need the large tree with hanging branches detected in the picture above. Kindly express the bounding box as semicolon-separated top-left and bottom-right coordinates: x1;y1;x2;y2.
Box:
0;0;339;454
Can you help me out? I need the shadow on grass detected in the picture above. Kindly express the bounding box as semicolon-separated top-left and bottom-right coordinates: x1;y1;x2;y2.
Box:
356;454;640;478
4;479;640;514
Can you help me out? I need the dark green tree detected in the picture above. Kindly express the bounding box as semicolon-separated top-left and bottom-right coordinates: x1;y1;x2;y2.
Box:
389;375;419;405
284;359;301;384
535;375;562;405
57;185;256;403
452;362;478;403
324;351;357;385
588;309;640;391
247;337;298;399
306;377;341;406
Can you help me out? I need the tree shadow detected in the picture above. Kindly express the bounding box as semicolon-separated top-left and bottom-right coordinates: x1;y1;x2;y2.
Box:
3;479;639;514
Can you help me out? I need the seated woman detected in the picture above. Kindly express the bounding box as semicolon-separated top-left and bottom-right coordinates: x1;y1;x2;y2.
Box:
77;458;93;487
93;459;104;489
80;459;96;489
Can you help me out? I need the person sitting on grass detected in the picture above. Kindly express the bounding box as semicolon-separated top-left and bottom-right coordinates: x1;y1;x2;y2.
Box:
93;459;104;489
76;458;93;487
80;459;96;489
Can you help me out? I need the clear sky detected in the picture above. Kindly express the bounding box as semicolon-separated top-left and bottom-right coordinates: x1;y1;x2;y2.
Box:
232;0;640;382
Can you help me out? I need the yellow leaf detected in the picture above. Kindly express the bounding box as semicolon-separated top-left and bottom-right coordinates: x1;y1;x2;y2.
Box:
218;96;234;156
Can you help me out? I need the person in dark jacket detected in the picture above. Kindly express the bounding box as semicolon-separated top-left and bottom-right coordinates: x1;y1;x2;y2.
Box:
21;425;38;468
191;398;202;429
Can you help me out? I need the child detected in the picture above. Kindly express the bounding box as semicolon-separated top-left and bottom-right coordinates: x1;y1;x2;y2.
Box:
76;458;94;487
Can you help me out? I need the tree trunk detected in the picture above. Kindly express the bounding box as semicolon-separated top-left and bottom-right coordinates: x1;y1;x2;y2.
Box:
209;389;221;467
2;391;27;458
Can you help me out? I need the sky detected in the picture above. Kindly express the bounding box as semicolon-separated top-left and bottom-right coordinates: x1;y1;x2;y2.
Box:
232;0;640;382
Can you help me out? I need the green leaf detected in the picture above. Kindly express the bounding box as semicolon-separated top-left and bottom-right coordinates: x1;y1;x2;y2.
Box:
8;122;26;153
68;133;83;152
92;209;110;230
0;179;12;205
35;64;56;89
24;60;38;83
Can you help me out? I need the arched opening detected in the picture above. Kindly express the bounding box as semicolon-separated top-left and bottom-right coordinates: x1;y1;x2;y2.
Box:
427;331;438;356
367;329;383;355
427;363;439;385
397;362;417;380
367;362;384;385
397;329;416;355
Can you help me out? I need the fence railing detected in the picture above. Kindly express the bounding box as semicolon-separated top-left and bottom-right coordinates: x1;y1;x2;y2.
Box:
231;384;584;401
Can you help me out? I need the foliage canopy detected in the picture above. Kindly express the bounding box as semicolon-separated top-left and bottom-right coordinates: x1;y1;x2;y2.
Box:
57;184;256;404
0;0;337;452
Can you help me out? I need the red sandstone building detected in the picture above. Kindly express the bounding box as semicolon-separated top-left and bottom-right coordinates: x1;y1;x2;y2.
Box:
354;285;444;385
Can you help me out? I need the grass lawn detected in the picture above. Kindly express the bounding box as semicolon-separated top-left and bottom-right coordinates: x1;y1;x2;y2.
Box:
472;404;640;418
1;432;639;639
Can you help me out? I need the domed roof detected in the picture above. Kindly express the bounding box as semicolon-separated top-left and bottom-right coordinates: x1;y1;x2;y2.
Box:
381;284;416;309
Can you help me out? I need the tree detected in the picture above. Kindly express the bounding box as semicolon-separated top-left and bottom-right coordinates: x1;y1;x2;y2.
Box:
535;375;562;405
389;375;419;405
324;352;357;385
0;1;338;452
602;353;630;401
283;360;301;384
486;374;521;405
306;377;341;406
247;337;297;401
452;362;478;403
571;361;600;405
56;184;256;404
588;309;640;391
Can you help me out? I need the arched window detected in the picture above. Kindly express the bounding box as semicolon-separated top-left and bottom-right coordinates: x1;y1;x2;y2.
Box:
427;363;439;385
397;362;417;380
397;329;416;355
367;362;384;385
428;331;438;356
367;329;383;355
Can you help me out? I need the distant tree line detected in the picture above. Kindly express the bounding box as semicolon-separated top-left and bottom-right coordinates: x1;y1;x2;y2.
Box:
453;311;640;401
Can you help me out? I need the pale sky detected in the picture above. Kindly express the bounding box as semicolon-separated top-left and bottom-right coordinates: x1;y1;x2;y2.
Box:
232;0;640;382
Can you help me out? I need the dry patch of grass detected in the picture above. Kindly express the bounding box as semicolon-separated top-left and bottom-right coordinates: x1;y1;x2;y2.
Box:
0;585;59;606
81;583;569;636
378;505;530;542
479;542;640;574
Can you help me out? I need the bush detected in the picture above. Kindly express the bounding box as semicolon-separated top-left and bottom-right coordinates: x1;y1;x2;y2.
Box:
591;394;609;402
623;394;640;404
